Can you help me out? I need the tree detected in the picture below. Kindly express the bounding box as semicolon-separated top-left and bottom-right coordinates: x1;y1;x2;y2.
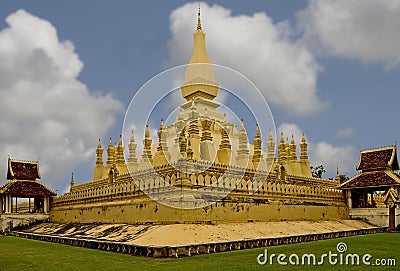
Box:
310;165;326;178
338;174;349;184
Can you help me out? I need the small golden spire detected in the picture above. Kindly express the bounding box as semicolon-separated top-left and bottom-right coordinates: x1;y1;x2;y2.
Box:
160;118;164;130
253;123;262;164
255;123;260;138
197;5;202;30
301;133;306;143
130;129;135;143
300;133;309;161
268;129;273;141
240;118;245;133
128;129;138;165
145;124;150;138
70;172;74;187
96;138;104;166
266;128;275;161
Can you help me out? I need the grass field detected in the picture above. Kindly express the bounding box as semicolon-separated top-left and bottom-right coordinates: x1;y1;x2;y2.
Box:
0;233;398;271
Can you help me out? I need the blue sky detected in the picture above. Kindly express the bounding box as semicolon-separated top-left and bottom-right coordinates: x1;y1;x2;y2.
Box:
1;1;399;192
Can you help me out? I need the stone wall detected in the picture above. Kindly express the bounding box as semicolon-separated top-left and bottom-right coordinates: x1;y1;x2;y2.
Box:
50;199;348;224
349;208;400;227
0;214;49;233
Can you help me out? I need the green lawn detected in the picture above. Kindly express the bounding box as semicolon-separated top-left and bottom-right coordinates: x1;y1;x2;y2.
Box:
0;233;398;271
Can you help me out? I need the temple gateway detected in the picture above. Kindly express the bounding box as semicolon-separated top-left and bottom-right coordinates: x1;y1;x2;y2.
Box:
340;146;400;230
49;9;349;224
0;158;56;214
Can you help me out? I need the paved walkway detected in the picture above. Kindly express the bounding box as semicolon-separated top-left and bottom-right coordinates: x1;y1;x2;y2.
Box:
23;220;377;246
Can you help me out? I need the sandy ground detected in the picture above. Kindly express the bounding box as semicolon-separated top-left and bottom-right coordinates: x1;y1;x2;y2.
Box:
23;220;377;247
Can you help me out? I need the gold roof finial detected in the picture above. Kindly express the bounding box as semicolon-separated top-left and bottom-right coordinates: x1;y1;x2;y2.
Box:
240;118;245;133
197;5;202;30
70;172;74;186
301;133;307;144
255;123;260;138
160;118;164;130
145;124;150;138
118;134;123;146
268;129;273;141
130;129;135;143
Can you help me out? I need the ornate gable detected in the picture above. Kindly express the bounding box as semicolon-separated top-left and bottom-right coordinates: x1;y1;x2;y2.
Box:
1;180;56;197
384;187;400;206
7;158;41;180
356;146;399;171
340;171;400;189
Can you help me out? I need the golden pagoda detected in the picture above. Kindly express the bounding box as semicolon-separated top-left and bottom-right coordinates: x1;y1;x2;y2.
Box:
50;8;347;224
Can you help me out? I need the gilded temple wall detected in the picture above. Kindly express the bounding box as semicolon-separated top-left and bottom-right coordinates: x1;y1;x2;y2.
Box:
50;200;348;224
50;171;348;224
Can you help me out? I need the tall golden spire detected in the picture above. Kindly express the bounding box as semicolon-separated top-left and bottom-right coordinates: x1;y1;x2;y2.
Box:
69;172;74;192
300;133;309;161
128;129;138;165
278;132;285;162
96;138;103;166
237;118;249;156
252;123;262;166
142;124;153;161
197;5;202;30
181;7;218;101
106;137;114;166
116;135;125;165
157;118;168;152
266;129;275;163
240;118;246;133
289;135;297;161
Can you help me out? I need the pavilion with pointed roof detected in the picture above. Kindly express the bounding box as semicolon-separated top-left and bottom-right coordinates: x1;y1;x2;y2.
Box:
0;157;56;214
340;146;400;208
339;146;400;229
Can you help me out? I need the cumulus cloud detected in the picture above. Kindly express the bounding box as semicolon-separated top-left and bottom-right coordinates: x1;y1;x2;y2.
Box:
0;10;123;190
309;142;357;177
278;123;357;177
277;123;304;144
167;2;326;116
298;0;400;69
335;128;356;139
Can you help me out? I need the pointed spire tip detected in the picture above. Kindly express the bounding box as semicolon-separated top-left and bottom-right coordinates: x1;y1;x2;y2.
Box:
197;5;202;30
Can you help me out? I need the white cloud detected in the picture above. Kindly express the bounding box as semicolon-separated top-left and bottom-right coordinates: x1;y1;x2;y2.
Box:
0;10;124;190
278;123;357;177
167;2;326;116
309;142;357;177
277;123;304;144
298;0;400;69
335;128;356;139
